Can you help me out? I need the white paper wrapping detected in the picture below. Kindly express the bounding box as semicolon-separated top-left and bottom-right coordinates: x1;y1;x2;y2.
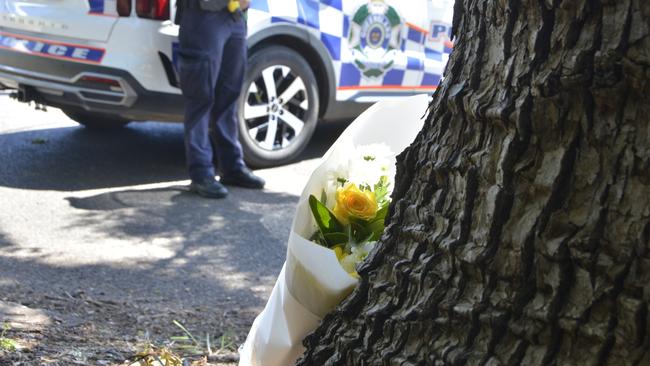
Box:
239;94;429;366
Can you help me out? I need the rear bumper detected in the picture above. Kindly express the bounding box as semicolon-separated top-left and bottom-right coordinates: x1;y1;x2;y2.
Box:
0;48;185;122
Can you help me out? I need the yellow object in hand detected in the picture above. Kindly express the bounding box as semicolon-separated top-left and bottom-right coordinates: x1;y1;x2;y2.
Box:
227;0;240;12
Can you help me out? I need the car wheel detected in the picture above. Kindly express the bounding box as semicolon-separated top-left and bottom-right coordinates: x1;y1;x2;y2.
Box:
239;46;319;168
62;108;131;129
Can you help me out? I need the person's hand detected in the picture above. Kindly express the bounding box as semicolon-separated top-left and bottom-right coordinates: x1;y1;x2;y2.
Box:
240;0;250;10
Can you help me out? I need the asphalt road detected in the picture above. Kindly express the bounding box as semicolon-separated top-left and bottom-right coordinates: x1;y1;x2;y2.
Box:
0;91;349;363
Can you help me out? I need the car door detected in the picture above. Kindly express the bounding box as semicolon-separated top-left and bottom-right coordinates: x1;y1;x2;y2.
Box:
0;0;119;43
335;0;447;102
335;0;430;102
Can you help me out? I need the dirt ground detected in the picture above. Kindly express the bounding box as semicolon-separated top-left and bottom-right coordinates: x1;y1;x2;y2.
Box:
1;288;250;365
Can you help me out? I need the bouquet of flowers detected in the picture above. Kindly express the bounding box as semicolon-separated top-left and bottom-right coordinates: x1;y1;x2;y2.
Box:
239;95;428;366
308;143;394;278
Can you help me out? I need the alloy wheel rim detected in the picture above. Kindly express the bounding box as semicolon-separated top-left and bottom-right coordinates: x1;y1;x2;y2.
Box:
243;65;309;152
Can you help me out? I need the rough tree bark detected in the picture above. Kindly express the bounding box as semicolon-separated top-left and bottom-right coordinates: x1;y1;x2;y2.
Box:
297;0;649;365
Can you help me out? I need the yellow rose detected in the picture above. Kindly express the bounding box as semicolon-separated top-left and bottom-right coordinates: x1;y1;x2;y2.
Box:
332;183;378;225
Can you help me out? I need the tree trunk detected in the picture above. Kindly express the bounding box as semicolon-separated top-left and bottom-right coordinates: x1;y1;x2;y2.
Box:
297;0;649;365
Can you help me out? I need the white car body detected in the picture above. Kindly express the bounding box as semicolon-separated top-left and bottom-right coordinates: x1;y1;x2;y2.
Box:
0;0;453;165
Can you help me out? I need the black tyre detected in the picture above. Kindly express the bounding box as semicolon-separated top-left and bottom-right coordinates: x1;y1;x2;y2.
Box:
239;46;319;168
63;108;131;129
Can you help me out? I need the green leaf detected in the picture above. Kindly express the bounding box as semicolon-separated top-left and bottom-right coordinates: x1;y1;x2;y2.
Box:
375;204;389;221
367;205;389;241
309;195;347;248
344;203;390;243
309;195;344;235
309;230;329;247
374;176;391;207
368;220;385;241
348;218;371;243
324;232;349;245
358;231;375;246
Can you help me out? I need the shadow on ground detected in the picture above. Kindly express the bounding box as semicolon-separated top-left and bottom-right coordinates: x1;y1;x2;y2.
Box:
1;182;299;302
0;123;186;191
0;118;349;191
0;183;298;363
63;185;297;281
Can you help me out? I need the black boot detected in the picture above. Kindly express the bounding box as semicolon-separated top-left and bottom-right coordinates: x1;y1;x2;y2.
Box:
189;177;229;198
220;167;265;189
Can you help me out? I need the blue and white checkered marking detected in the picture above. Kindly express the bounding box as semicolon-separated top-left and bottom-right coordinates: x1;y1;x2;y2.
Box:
87;0;118;16
248;0;453;100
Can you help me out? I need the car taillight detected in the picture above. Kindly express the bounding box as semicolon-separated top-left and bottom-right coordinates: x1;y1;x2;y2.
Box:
136;0;170;20
117;0;131;16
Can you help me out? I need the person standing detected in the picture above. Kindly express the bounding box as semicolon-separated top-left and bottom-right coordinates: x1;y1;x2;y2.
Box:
176;0;265;198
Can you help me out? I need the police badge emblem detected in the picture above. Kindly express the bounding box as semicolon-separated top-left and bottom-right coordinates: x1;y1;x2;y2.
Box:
348;0;403;78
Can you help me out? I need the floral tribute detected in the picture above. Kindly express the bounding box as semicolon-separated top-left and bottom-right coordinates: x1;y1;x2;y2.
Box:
307;143;394;277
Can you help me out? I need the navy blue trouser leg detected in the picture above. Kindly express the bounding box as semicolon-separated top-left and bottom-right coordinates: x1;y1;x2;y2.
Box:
178;8;246;181
209;22;247;176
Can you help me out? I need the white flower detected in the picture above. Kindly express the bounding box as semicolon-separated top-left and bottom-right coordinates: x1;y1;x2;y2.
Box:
351;241;376;260
320;143;395;210
339;241;377;274
323;162;350;209
348;143;395;188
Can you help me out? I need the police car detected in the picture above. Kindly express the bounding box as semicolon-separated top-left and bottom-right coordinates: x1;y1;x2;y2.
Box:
0;0;453;167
